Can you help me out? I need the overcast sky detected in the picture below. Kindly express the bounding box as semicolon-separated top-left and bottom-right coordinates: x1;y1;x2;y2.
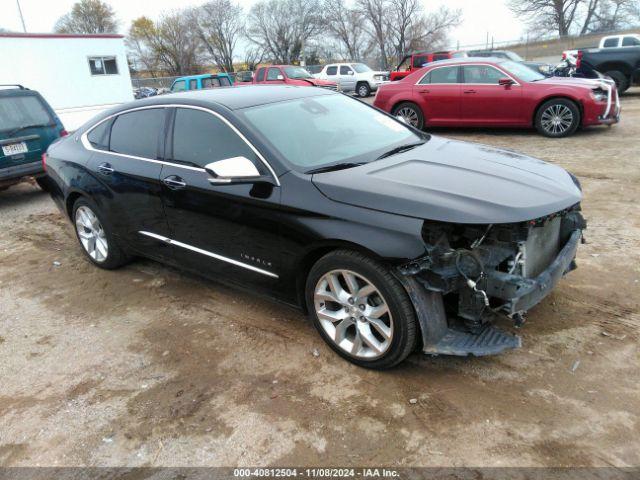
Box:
4;0;526;49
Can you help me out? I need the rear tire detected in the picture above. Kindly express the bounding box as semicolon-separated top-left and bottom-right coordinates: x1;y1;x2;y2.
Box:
392;102;424;130
72;197;130;270
305;250;417;369
605;70;629;94
535;98;580;138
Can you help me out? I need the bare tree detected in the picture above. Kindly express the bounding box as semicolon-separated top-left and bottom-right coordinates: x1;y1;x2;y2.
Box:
589;0;640;32
357;0;391;69
127;13;200;76
243;46;266;70
388;1;461;65
246;0;324;64
55;0;118;34
324;0;366;61
508;0;584;37
192;0;244;72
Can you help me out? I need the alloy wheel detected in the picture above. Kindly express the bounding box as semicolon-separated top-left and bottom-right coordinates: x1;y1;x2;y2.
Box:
314;269;393;359
395;107;419;127
75;206;108;263
358;85;369;97
541;104;574;135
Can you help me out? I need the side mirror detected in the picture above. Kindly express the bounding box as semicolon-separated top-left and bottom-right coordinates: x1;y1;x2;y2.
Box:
347;70;354;75
499;77;515;86
276;74;284;81
205;156;269;185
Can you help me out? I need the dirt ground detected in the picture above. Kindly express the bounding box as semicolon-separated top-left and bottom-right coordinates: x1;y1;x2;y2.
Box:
1;90;639;469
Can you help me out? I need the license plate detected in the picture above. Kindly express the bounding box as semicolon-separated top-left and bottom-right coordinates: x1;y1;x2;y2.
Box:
2;142;28;156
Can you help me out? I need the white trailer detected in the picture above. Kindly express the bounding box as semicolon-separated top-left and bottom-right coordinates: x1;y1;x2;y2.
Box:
0;33;133;130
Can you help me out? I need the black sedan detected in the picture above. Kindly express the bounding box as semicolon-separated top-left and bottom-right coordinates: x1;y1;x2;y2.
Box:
44;86;585;369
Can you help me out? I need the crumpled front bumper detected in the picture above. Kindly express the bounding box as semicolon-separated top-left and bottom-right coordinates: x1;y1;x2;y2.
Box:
484;229;582;316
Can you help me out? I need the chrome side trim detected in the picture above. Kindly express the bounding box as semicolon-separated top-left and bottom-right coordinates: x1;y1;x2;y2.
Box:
81;104;281;186
139;230;279;278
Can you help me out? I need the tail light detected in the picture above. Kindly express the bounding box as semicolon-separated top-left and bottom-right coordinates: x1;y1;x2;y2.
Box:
576;51;583;69
60;129;68;137
41;152;47;172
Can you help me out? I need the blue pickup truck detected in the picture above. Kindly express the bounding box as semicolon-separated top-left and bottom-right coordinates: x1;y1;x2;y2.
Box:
0;85;66;191
170;73;233;93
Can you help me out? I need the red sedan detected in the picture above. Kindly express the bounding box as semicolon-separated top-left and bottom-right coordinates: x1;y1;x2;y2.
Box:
373;58;620;137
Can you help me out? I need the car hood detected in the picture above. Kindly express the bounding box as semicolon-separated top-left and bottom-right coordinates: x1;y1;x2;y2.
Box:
312;136;582;224
297;78;335;87
534;77;606;89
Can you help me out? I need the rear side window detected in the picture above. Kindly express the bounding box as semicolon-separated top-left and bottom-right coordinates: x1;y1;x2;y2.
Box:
603;38;618;47
462;65;505;84
172;80;186;92
0;95;52;131
266;68;281;80
622;36;640;46
256;68;265;82
171;108;261;170
326;66;338;75
219;77;231;86
419;66;459;84
189;79;198;90
110;109;165;159
87;119;112;150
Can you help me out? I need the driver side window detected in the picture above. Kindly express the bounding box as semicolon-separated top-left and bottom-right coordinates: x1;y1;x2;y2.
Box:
171;108;263;173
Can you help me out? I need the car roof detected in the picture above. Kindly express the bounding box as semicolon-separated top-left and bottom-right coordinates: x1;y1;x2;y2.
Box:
425;57;506;67
130;85;336;111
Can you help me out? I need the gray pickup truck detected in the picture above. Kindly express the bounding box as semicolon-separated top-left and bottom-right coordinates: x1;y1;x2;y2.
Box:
577;46;640;93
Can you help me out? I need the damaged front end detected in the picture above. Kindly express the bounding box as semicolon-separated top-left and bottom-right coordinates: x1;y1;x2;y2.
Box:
398;205;586;356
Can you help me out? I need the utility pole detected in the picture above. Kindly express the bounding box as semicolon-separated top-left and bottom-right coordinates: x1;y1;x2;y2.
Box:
16;0;27;32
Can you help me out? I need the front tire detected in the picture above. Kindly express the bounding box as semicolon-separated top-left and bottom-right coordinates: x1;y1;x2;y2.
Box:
356;82;371;98
392;102;424;130
535;98;580;138
305;250;417;369
72;197;130;269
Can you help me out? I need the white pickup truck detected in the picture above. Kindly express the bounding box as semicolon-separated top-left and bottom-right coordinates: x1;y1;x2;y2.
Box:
314;63;388;97
598;34;640;49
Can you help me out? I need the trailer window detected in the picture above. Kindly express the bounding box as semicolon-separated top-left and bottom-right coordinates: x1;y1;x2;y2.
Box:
89;56;118;75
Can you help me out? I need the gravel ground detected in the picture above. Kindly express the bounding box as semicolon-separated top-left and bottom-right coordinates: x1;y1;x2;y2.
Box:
0;90;638;468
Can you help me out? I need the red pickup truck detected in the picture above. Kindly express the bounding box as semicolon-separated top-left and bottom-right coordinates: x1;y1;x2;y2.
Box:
253;65;338;90
390;51;467;81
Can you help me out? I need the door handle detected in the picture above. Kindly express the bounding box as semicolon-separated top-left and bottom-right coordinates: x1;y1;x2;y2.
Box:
162;175;187;190
97;163;114;175
418;89;430;93
463;89;477;94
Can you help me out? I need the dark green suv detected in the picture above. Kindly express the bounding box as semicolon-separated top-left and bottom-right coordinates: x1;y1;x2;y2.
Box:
0;85;67;191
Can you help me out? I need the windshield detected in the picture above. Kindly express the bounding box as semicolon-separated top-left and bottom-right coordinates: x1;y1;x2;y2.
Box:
351;63;372;73
284;66;313;79
240;94;422;171
501;60;545;82
0;94;52;132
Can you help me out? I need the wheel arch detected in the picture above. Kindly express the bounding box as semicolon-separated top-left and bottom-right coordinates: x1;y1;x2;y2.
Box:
532;95;583;127
65;190;86;219
595;62;631;76
295;240;389;314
